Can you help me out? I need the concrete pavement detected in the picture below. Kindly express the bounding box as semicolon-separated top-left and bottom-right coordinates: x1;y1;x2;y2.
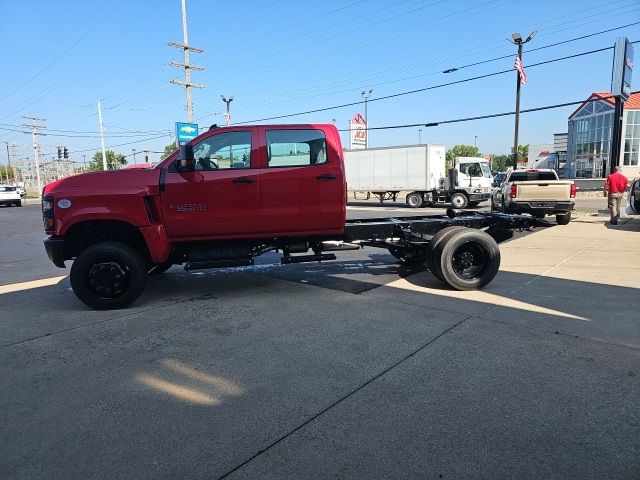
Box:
0;210;639;479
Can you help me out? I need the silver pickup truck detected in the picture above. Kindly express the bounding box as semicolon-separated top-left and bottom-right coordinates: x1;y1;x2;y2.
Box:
491;169;576;224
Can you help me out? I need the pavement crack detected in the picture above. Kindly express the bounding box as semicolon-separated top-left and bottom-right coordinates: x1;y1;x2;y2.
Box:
215;314;473;480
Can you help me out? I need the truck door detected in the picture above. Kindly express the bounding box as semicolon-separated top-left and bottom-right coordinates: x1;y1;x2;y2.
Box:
259;127;345;235
160;129;260;239
458;162;489;188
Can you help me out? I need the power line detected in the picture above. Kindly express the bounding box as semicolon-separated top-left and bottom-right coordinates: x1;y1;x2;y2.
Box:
72;133;173;154
235;43;625;124
208;1;638;106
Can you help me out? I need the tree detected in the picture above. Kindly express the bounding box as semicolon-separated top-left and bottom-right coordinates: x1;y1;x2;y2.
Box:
161;141;178;161
445;145;481;170
88;150;127;171
511;144;529;165
490;154;511;172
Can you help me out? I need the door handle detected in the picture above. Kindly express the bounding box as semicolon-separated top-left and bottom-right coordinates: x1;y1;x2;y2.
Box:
232;177;255;184
316;174;337;181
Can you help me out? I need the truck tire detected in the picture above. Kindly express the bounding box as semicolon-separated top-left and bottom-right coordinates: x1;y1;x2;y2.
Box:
406;192;423;208
70;242;148;310
388;246;427;265
556;212;571;225
426;226;467;281
433;229;501;290
148;262;173;275
450;192;468;209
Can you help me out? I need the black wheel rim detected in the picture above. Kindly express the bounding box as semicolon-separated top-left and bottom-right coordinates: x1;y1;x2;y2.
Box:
451;241;488;280
87;260;130;299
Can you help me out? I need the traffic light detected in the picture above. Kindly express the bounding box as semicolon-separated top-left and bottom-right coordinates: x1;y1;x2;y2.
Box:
63;147;69;159
57;147;62;159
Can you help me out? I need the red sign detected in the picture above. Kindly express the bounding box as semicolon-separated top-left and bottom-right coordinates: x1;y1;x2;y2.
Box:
352;113;366;125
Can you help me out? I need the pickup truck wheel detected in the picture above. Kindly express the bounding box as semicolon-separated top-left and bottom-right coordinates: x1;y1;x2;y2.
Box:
435;230;501;290
406;192;423;208
388;246;427;265
70;242;147;310
426;226;467;281
556;212;571;225
450;193;468;209
148;262;173;275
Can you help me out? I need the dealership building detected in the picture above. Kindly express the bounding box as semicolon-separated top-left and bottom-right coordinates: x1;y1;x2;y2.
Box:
565;91;640;179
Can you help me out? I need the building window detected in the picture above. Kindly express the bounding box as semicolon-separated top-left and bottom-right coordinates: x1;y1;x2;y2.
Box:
624;110;640;166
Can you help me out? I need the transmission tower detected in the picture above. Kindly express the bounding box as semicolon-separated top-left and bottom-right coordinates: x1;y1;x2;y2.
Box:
22;116;46;195
169;0;204;123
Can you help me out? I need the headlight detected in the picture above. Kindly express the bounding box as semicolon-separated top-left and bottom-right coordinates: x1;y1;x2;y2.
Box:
42;196;55;233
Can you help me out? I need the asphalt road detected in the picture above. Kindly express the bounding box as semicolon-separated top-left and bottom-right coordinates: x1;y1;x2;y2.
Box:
1;198;638;480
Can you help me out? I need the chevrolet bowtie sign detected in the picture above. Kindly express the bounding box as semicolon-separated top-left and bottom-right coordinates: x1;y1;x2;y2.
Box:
176;122;199;145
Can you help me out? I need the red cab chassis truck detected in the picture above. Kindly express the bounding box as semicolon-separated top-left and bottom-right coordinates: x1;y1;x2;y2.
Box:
42;124;537;309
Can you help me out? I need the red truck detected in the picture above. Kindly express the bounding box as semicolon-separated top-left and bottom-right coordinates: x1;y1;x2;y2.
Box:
42;124;536;309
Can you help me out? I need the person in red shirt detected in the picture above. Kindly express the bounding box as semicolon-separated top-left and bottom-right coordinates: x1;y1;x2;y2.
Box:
603;166;628;225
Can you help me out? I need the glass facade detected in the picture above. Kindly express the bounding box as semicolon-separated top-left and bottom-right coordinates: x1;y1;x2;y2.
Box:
567;99;640;178
624;110;640;167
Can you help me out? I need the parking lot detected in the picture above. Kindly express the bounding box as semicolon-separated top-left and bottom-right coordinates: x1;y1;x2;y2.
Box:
1;202;639;479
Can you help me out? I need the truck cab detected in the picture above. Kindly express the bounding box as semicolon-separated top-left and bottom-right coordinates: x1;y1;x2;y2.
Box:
437;157;493;209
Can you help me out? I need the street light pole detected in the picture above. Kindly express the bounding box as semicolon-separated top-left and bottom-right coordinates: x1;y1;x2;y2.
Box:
419;128;422;145
361;89;373;148
221;95;234;126
132;148;137;165
510;31;536;169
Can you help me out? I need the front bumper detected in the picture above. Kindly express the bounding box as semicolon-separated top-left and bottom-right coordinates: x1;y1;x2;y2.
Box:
467;193;492;202
44;236;66;268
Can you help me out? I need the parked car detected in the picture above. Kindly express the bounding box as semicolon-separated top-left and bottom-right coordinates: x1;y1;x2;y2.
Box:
492;172;507;188
491;169;576;224
0;186;22;207
626;178;640;216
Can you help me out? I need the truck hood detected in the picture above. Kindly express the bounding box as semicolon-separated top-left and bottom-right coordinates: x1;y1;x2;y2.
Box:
43;168;162;196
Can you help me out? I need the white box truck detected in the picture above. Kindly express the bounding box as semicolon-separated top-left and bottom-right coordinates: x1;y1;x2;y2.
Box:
344;145;494;209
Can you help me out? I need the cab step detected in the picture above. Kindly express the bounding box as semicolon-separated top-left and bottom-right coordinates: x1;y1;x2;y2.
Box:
185;259;254;270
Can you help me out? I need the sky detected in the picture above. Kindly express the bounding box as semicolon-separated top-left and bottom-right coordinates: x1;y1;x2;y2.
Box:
1;0;639;167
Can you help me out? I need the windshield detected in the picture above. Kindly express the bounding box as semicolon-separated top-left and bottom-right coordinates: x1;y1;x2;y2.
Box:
509;171;557;181
480;163;492;178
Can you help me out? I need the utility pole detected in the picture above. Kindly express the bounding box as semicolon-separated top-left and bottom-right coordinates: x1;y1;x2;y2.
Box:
132;148;137;165
83;154;87;172
169;0;204;122
220;95;233;126
22;116;46;195
510;31;536;169
475;135;478;148
361;89;373;149
97;101;108;170
419;128;422;145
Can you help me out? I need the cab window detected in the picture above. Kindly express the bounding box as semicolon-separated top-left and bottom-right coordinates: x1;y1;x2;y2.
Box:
266;129;327;167
193;131;252;170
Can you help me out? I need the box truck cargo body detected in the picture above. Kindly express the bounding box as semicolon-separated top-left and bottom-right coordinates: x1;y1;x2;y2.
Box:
344;145;492;209
344;144;446;192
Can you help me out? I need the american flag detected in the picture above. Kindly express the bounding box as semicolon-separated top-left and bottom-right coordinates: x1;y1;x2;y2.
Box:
514;56;527;85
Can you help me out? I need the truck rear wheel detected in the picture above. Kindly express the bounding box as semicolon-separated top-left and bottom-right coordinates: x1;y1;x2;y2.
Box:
450;193;468;209
556;212;571;225
70;242;148;310
432;229;501;290
406;192;423;208
426;226;467;281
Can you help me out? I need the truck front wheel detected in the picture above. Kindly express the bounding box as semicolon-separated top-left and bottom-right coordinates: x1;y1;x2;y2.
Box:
432;229;500;290
406;192;423;208
70;242;148;310
450;193;468;209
